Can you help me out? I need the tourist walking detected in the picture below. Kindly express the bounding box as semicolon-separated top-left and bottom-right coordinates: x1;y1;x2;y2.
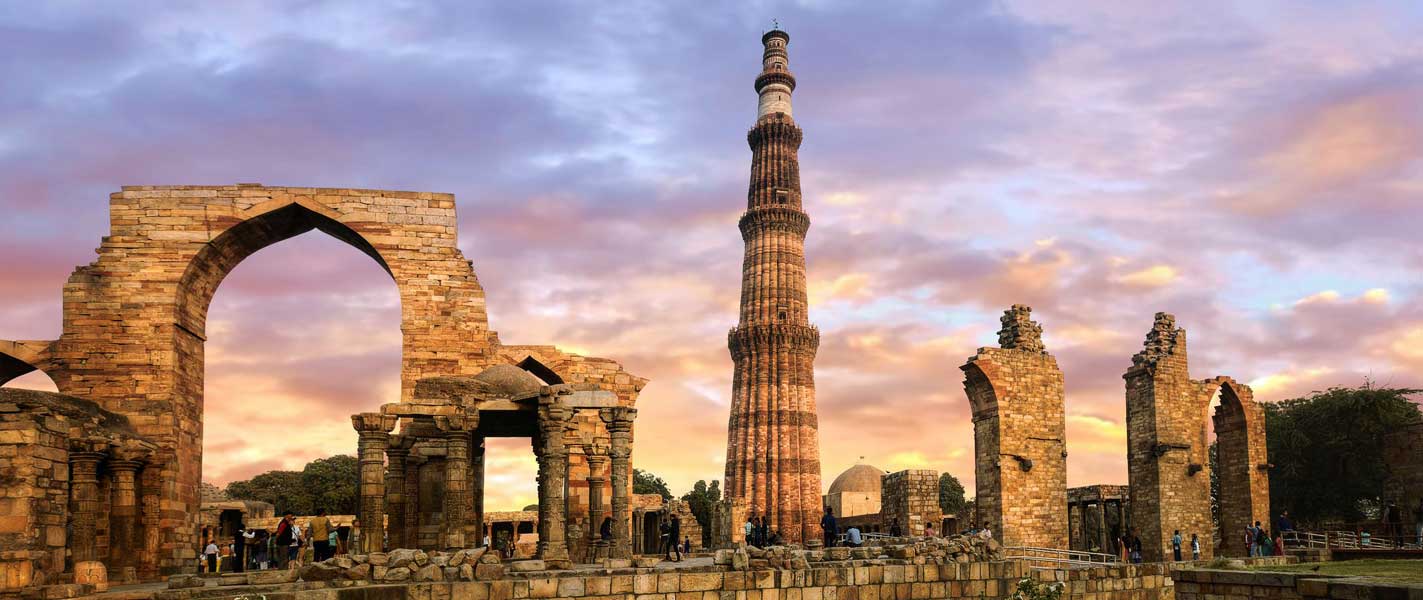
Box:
821;506;838;548
232;518;247;573
1129;535;1143;563
289;517;305;566
274;513;295;568
1172;530;1182;561
667;516;683;561
925;522;936;538
309;509;332;562
1190;533;1201;560
683;536;691;555
1277;511;1294;533
759;516;770;547
744;515;755;545
1414;498;1423;546
659;519;673;559
846;526;863;547
889;519;902;537
1273;531;1284;556
203;539;220;574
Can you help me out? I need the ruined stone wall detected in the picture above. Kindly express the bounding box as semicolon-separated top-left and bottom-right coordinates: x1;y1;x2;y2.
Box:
0;185;645;578
1126;314;1209;561
1125;314;1268;561
881;470;939;537
1173;567;1418;600
961;305;1068;549
0;405;72;592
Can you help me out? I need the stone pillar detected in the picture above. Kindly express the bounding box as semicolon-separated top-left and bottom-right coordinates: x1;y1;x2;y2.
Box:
108;450;145;582
535;393;573;567
405;454;423;549
138;457;163;580
437;411;477;550
69;446;107;590
1098;502;1109;555
586;444;609;542
385;436;409;551
471;436;485;545
352;412;397;553
600;407;636;559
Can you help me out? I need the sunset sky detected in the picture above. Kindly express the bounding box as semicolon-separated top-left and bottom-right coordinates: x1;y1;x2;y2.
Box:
3;2;1422;512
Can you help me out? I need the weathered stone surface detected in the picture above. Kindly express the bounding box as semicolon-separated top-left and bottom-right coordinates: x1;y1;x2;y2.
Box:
166;574;204;589
344;563;371;580
248;569;297;585
475;563;506;580
388;548;427;570
723;30;823;547
962;305;1069;550
414;564;443;582
380;566;413;582
509;559;546;572
882;470;941;538
1126;313;1269;560
300;562;345;581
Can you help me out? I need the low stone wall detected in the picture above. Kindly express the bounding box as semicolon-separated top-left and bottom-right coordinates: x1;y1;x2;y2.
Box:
138;555;1181;600
1172;568;1423;600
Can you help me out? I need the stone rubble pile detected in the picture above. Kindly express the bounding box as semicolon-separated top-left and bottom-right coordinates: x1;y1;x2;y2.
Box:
712;534;1005;571
294;547;505;585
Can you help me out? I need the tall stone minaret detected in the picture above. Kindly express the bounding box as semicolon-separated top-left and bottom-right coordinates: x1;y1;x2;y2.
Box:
724;27;823;546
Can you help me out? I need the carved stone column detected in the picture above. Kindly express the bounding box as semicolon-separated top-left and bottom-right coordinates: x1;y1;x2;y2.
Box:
436;410;477;550
108;447;146;582
470;435;485;544
385;436;410;551
600;407;636;559
69;445;107;589
137;456;163;581
535;392;573;567
405;453;424;549
586;443;609;559
352;412;397;553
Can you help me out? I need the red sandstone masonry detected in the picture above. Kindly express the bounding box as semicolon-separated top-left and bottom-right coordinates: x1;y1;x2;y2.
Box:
725;29;823;545
962;306;1069;550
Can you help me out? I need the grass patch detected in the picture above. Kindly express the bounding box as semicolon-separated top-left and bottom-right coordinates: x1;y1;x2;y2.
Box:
1249;560;1423;584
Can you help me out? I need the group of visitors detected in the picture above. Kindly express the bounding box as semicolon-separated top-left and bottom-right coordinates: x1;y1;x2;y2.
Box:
743;513;781;547
200;510;362;574
1246;520;1284;557
658;515;687;562
1169;530;1202;561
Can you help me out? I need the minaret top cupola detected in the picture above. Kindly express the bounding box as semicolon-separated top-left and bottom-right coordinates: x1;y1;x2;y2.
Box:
756;29;796;120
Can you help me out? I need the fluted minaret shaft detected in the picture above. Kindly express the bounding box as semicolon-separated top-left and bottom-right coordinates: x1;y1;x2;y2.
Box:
725;28;823;546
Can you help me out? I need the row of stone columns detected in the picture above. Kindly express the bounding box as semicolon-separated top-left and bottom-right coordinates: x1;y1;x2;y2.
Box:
351;402;637;565
65;441;156;590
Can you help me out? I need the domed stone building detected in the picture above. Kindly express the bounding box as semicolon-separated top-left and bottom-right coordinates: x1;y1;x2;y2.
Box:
823;461;885;520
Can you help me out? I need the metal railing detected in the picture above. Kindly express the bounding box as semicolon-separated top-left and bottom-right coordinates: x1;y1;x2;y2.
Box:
1003;546;1120;569
1283;530;1423;551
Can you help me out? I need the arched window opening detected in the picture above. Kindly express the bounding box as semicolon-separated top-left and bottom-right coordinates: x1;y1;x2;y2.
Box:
201;230;401;504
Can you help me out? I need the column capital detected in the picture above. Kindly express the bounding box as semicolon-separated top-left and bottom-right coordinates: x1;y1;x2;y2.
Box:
435;409;478;434
352;412;398;435
598;407;637;429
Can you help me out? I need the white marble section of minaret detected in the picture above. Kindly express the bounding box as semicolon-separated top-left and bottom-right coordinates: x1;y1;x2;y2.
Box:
758;83;793;118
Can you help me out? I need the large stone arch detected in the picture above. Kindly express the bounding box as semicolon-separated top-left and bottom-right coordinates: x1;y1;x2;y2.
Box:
6;184;644;578
1202;376;1270;557
960;305;1068;549
1124;313;1269;561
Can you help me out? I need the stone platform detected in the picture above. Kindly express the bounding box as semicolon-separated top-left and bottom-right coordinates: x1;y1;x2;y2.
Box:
69;537;1183;600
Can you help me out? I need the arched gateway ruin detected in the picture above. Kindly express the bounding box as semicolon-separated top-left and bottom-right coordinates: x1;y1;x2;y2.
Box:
0;185;645;588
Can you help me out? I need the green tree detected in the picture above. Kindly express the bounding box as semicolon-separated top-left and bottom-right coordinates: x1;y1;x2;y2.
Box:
226;470;309;515
301;454;359;515
634;468;672;501
225;454;360;515
1264;383;1421;526
681;480;722;545
938;472;967;516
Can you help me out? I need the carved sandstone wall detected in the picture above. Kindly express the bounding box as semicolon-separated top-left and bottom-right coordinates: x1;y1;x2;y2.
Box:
961;306;1068;549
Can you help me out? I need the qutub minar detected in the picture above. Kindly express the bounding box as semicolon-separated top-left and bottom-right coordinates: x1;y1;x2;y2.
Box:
724;27;824;545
